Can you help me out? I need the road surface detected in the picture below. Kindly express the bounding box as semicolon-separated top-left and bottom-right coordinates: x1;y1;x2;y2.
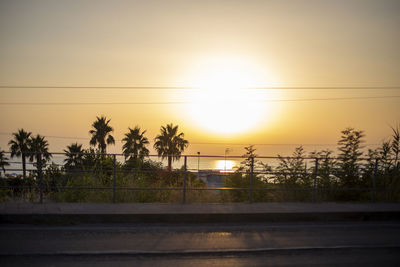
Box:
1;222;399;266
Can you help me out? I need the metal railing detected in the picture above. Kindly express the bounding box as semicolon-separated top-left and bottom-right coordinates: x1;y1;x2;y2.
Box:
1;152;399;203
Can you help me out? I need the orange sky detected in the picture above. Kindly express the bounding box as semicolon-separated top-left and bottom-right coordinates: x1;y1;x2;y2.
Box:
1;0;399;156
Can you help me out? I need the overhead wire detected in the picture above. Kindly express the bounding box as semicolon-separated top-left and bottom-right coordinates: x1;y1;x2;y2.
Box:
0;95;399;105
0;132;380;146
0;84;394;147
1;85;400;90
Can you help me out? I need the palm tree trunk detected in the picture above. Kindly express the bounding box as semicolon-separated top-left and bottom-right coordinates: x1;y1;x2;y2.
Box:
168;156;172;171
22;153;26;179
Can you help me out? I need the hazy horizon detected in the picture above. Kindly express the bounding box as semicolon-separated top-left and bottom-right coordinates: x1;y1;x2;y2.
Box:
1;0;399;156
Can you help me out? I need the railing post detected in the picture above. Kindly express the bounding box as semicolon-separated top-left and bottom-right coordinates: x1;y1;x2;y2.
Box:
183;156;187;204
38;153;43;204
371;158;378;202
249;157;254;203
112;154;116;203
312;158;319;203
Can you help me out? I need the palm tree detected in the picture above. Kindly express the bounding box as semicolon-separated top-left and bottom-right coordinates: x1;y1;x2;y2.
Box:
64;143;84;171
0;149;10;176
122;126;150;161
8;129;31;178
89;116;115;154
154;123;189;171
28;134;52;170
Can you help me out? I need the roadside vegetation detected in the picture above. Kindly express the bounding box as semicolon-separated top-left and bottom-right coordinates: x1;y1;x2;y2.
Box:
0;116;399;202
223;126;400;202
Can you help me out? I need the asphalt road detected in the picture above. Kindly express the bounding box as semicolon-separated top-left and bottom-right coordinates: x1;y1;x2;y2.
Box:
1;222;400;266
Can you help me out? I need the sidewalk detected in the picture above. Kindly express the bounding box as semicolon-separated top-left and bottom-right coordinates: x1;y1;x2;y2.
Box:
1;202;400;224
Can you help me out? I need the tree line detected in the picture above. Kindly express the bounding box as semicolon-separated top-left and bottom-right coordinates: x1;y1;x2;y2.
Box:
225;126;400;201
0;117;399;202
0;116;189;177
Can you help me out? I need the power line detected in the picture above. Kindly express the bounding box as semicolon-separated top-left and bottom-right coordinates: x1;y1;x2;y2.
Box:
0;132;91;141
0;86;197;90
0;132;380;146
0;95;399;106
186;142;344;146
1;85;400;90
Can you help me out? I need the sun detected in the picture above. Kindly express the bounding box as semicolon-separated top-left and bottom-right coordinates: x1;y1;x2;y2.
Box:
186;57;278;135
215;160;236;172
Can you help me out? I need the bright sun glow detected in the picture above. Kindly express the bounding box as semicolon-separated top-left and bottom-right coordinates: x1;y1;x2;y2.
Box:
186;57;279;135
215;160;236;172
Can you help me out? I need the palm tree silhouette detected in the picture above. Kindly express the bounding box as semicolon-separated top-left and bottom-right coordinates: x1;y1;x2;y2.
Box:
0;149;10;176
8;129;31;178
89;116;115;154
64;143;84;171
122;126;149;161
28;134;52;169
154;123;189;171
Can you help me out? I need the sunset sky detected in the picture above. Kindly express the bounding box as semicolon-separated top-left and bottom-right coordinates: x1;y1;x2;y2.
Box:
0;0;399;156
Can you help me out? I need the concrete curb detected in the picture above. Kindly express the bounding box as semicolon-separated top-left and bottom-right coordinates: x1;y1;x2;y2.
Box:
1;245;400;257
1;211;400;224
